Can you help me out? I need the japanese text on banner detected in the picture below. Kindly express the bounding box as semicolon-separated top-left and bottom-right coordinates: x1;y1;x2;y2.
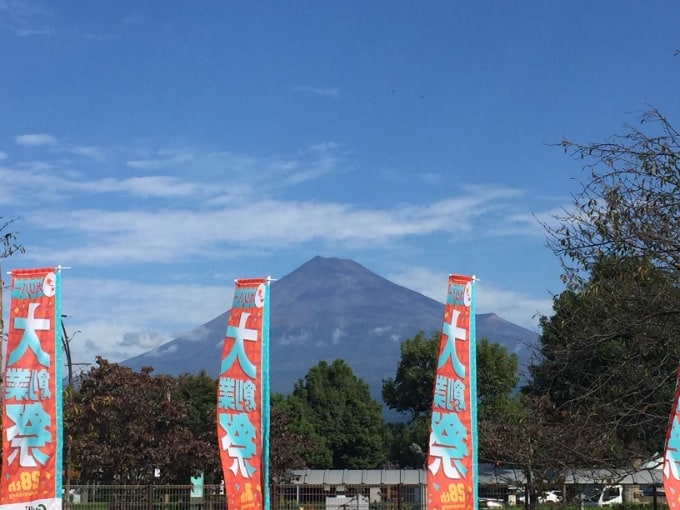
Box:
217;279;268;510
1;268;62;510
427;275;477;510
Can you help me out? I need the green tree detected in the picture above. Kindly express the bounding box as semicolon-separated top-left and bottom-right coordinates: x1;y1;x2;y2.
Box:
278;390;333;468
476;338;519;422
382;331;439;421
534;108;680;471
176;371;221;482
381;331;440;468
291;359;386;468
382;331;521;467
269;393;328;479
384;419;429;468
527;255;680;468
177;371;216;437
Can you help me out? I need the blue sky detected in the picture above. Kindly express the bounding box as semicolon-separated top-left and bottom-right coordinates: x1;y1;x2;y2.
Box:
1;1;679;368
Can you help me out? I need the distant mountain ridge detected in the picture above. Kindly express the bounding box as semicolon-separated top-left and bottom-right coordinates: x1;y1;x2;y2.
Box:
122;256;539;399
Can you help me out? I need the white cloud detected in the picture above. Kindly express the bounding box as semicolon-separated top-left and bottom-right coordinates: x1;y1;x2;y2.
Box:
1;136;564;366
22;187;532;267
2;141;348;208
331;328;347;344
70;145;108;160
74;319;148;363
474;282;553;331
120;330;168;350
276;331;311;347
293;85;340;100
387;266;449;303
15;133;58;147
0;1;54;38
0;163;67;205
60;277;231;364
104;176;211;198
372;325;392;335
126;148;195;170
121;144;343;194
387;266;553;331
180;325;213;343
16;28;53;36
371;327;402;343
0;163;237;205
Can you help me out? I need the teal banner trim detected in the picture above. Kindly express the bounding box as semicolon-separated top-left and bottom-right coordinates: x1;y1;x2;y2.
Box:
55;269;63;500
470;278;478;510
262;279;271;510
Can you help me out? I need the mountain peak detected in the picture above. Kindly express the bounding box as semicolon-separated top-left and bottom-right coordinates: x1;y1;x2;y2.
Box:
283;256;377;283
123;257;538;399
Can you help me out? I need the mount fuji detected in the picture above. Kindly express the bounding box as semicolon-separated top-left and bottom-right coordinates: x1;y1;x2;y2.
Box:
122;256;539;400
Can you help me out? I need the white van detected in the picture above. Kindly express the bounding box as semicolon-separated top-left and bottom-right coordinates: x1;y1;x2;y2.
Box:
582;485;623;506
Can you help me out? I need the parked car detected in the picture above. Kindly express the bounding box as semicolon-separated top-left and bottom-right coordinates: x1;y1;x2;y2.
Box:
580;485;623;506
61;488;81;503
539;490;563;504
479;498;504;508
516;491;534;504
517;490;562;504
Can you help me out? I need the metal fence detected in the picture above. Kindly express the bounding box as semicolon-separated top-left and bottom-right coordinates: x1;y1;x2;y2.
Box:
63;483;671;510
63;482;428;510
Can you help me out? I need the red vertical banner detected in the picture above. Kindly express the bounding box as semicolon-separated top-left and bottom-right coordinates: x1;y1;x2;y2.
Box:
427;274;477;510
217;278;268;510
1;267;62;510
663;363;680;510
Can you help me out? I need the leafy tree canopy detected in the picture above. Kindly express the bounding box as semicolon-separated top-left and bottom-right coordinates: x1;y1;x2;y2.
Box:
476;337;519;422
291;359;386;469
175;371;221;482
67;358;214;484
536;108;680;468
527;255;680;467
269;393;329;479
382;331;521;467
382;331;439;421
65;361;338;484
383;331;519;421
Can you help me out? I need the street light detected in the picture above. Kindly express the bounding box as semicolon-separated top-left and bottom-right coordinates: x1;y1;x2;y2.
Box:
60;314;82;510
60;314;82;388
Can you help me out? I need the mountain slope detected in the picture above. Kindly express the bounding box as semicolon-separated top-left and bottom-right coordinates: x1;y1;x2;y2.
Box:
122;256;539;397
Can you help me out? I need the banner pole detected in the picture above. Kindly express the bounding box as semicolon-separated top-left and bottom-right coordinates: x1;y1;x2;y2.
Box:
263;277;272;510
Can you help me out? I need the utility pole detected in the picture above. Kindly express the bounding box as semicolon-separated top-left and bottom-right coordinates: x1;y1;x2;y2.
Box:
61;318;74;388
61;315;81;510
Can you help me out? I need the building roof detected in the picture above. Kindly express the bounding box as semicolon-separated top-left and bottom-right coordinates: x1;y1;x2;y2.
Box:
564;468;663;485
289;465;526;486
288;464;662;487
289;470;426;485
